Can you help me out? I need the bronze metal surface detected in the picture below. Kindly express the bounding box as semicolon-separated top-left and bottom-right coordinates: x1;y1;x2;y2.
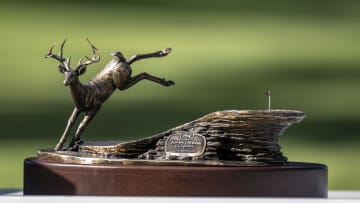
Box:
39;110;305;165
46;39;174;151
24;157;327;197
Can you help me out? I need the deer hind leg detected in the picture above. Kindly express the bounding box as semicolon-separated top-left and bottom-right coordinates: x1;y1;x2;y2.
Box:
67;105;101;151
126;48;171;65
54;108;80;151
123;72;175;90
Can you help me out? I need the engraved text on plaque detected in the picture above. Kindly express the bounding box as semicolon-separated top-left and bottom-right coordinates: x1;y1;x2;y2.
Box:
165;132;206;157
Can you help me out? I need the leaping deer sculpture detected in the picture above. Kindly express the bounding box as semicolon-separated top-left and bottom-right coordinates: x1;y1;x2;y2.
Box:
45;39;174;151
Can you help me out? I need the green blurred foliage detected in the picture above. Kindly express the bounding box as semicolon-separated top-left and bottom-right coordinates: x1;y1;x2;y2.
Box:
0;0;359;189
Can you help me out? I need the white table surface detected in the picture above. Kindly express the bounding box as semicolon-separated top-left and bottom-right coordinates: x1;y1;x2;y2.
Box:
0;190;360;202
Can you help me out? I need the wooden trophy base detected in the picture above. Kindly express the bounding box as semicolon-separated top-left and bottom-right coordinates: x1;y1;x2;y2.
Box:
23;157;327;197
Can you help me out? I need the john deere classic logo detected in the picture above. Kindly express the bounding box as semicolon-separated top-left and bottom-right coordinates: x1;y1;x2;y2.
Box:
165;131;206;157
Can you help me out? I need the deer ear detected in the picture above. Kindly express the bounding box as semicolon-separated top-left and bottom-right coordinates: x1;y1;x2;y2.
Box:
78;66;87;75
58;64;66;74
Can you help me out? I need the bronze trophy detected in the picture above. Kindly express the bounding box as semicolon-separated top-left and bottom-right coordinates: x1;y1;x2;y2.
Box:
23;40;327;197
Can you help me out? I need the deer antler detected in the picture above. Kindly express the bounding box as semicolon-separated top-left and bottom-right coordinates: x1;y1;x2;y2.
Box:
75;38;100;70
45;39;71;70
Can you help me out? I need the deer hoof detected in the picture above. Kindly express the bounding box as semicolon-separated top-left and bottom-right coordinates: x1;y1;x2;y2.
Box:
66;140;84;151
66;144;79;152
160;48;172;56
165;80;175;86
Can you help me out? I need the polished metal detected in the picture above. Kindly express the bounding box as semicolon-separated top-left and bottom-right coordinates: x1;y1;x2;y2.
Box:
38;110;305;166
46;39;174;151
165;133;206;157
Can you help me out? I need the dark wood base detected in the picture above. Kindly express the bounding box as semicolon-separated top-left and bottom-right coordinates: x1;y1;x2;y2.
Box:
23;157;327;197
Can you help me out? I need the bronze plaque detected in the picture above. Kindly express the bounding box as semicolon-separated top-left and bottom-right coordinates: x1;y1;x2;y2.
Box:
165;132;206;157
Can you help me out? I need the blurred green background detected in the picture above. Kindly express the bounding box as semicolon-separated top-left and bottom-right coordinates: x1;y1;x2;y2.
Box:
0;0;359;190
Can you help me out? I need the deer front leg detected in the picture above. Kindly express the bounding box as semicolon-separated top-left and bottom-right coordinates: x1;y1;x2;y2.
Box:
127;48;171;64
55;108;80;151
123;72;175;90
67;105;101;151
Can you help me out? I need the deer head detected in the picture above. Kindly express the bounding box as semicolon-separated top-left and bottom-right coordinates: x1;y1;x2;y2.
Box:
45;39;100;86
